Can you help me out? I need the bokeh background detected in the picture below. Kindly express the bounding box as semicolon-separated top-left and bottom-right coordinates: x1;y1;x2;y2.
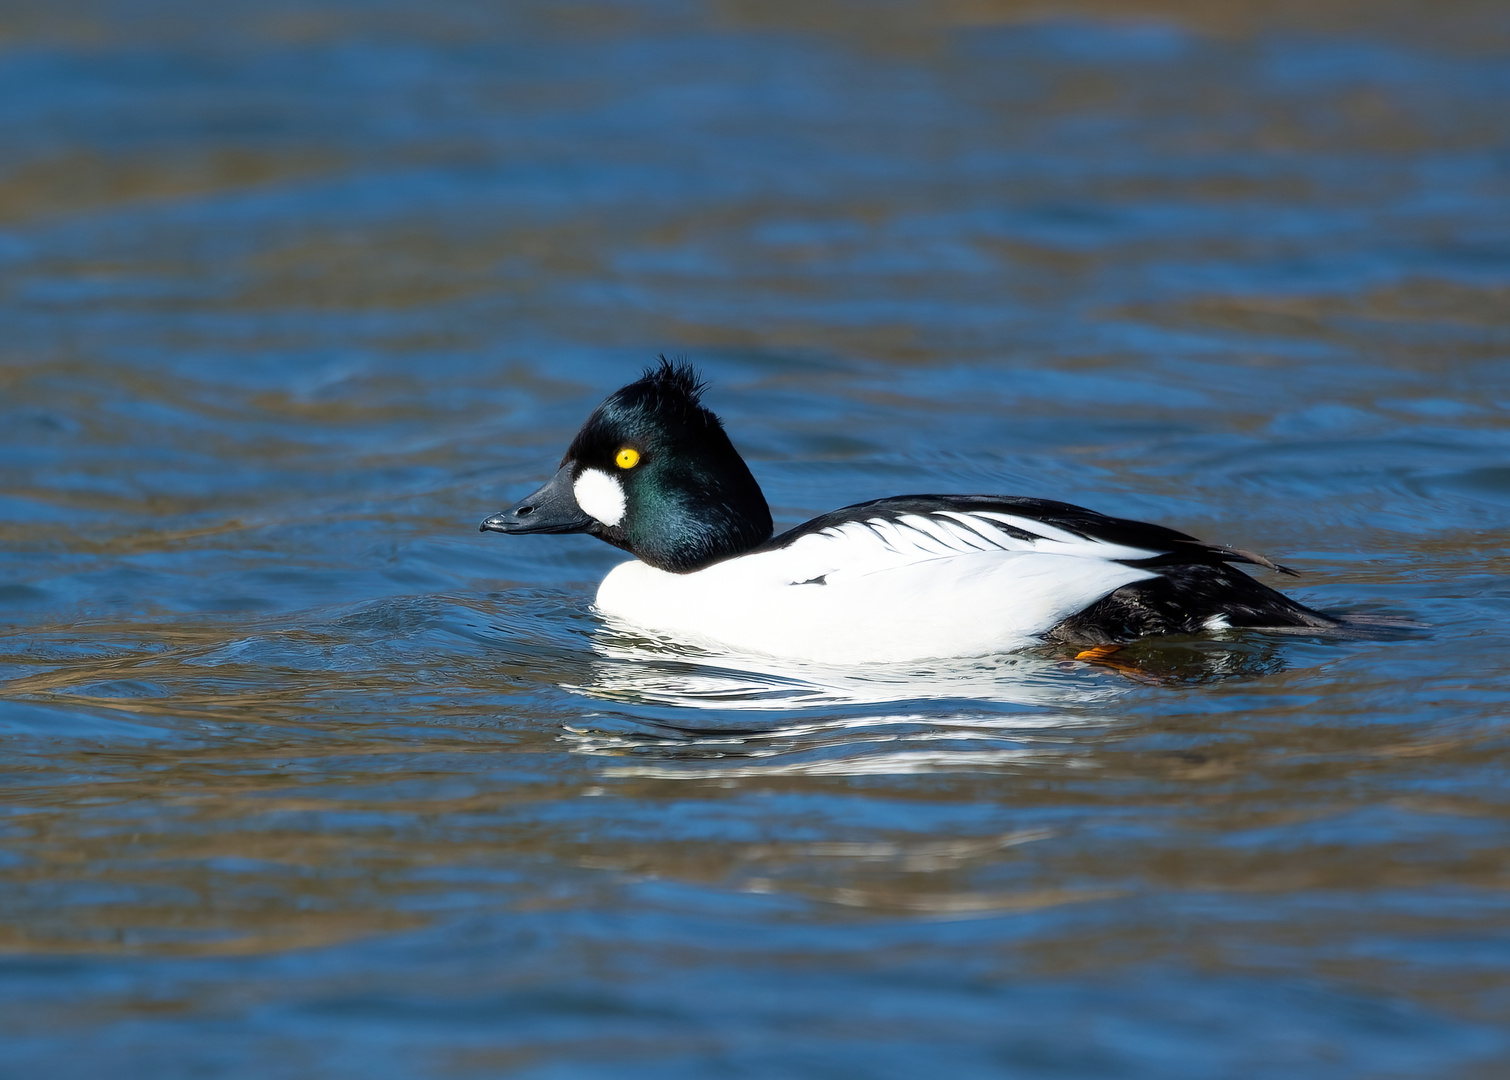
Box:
2;2;1508;1077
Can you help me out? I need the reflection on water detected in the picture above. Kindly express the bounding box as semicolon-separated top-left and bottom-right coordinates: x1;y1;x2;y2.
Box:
566;713;1088;779
2;0;1509;1075
579;628;1131;708
576;610;1369;708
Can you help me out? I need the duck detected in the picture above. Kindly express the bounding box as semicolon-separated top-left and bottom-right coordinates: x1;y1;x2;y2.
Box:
479;360;1337;664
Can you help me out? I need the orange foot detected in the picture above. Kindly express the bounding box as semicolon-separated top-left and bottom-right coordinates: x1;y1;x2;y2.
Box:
1072;643;1165;684
1074;644;1125;662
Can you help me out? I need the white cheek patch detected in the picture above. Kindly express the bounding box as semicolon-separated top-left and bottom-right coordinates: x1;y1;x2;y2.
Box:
573;468;627;528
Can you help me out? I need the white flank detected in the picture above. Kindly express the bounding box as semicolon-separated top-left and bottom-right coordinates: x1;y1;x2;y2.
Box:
595;509;1162;664
573;468;626;527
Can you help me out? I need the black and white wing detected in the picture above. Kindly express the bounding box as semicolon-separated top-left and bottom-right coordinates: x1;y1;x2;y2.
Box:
756;495;1333;644
759;494;1294;574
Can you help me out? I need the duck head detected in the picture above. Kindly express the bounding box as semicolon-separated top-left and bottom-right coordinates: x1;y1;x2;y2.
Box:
480;360;773;573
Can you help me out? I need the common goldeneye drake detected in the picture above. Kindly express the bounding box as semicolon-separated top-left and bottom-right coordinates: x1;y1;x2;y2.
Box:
480;361;1336;664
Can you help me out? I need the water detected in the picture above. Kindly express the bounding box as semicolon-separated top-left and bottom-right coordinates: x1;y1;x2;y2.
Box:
2;2;1509;1076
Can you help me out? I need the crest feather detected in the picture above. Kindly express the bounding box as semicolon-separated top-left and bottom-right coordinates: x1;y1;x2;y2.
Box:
601;356;713;426
642;356;706;405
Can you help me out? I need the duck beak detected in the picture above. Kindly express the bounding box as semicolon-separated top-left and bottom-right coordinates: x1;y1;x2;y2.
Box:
479;464;596;535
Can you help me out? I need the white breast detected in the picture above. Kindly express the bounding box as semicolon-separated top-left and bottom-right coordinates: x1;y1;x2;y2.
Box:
594;510;1158;663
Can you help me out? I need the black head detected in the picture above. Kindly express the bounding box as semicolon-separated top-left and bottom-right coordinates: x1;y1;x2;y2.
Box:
479;360;773;573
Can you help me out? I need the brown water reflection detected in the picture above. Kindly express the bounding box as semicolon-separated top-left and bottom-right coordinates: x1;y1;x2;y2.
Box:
5;617;1505;954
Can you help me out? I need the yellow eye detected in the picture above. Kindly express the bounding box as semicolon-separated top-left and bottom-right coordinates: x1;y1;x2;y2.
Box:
615;448;640;469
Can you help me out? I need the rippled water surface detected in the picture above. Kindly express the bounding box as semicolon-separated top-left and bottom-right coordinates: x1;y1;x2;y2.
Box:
3;2;1509;1076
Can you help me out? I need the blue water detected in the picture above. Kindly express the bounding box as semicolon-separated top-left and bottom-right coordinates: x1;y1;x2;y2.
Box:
2;2;1509;1076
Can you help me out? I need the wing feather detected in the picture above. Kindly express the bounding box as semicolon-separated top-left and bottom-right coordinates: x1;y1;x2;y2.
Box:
757;494;1297;576
890;515;964;556
900;513;998;552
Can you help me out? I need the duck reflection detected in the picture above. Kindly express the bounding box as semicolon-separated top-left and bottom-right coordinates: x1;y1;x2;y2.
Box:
563;714;1088;781
558;625;1298;781
574;623;1296;708
573;624;1131;710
